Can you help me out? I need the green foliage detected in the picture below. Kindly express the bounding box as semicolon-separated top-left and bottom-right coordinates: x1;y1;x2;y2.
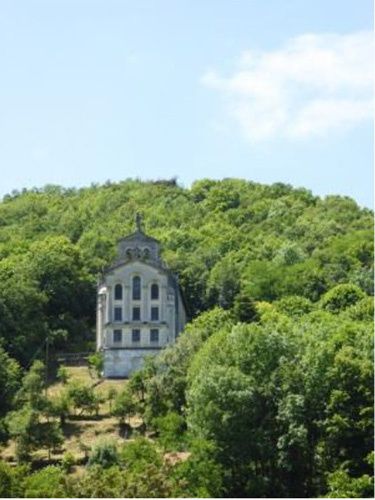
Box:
153;411;186;450
320;283;366;312
274;295;314;317
120;437;163;470
48;391;71;425
232;290;259;323
88;352;104;379
343;296;374;322
61;451;75;473
0;346;21;440
171;440;224;497
17;360;48;412
112;386;136;424
0;178;372;497
67;382;101;416
186;314;373;497
56;366;69;384
88;440;119;469
0;461;29;498
325;469;374;498
23;465;70;498
0;179;371;368
134;308;234;424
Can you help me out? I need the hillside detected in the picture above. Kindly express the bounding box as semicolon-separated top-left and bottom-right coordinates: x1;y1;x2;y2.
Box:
0;178;373;498
0;178;372;364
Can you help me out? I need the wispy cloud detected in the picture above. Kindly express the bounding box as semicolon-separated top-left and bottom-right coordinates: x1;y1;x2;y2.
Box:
201;32;373;141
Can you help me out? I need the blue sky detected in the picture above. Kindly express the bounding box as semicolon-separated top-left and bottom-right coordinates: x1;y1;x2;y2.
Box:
0;0;373;206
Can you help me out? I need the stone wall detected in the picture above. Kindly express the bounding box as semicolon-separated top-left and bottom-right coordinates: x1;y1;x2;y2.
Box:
103;348;161;378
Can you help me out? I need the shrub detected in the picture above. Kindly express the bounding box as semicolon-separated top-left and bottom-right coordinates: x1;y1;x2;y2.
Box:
23;465;70;498
153;411;186;450
320;284;366;313
275;295;314;317
112;387;136;424
61;451;75;473
0;461;28;497
56;366;69;384
88;352;104;379
120;437;162;471
67;383;100;416
88;440;119;469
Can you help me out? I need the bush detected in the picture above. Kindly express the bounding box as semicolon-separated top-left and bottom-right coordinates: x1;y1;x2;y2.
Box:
23;465;70;498
274;295;314;317
88;352;104;379
67;383;100;416
88;440;119;469
0;461;28;497
120;437;163;470
153;411;186;450
320;284;366;313
233;291;259;323
61;451;75;473
112;387;136;424
325;469;374;498
56;366;69;384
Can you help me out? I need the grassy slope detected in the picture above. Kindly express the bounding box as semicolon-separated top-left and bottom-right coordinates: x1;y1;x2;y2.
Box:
1;367;138;464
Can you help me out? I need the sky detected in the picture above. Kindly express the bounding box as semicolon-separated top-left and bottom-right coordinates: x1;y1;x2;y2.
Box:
0;0;373;207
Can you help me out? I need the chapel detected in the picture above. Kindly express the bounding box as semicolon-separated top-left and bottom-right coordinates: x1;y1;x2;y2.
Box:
96;215;187;377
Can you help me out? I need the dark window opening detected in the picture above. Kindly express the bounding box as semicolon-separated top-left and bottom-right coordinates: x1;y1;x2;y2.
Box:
113;329;122;343
151;307;159;321
132;307;141;321
114;284;123;300
132;276;141;300
132;329;141;343
114;307;122;322
150;329;159;343
151;283;159;300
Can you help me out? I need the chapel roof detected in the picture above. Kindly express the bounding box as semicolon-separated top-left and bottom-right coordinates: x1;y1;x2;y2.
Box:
117;213;160;244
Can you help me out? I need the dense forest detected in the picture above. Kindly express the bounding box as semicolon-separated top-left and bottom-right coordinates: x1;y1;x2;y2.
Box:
0;178;373;497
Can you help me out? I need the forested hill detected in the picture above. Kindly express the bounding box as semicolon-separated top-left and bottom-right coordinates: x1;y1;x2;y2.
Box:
0;178;373;498
0;178;373;365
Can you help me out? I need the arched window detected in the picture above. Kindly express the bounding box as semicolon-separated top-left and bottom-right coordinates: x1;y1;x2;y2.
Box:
151;283;159;300
114;284;123;301
132;276;141;300
143;248;150;259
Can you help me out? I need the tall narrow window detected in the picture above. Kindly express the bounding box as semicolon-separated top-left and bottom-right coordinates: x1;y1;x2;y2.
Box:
151;283;159;300
114;284;123;301
132;307;141;321
151;307;159;321
132;276;141;300
114;307;122;322
113;329;122;343
150;328;159;344
132;329;141;343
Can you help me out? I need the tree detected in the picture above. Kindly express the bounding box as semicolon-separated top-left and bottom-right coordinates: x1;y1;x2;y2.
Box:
23;465;71;498
0;347;21;441
88;440;119;468
153;411;186;450
16;360;48;412
171;440;224;497
67;382;100;416
56;366;69;384
88;352;104;379
112;387;136;426
320;283;366;313
0;461;28;498
48;391;71;425
232;291;259;323
274;295;314;317
325;469;373;498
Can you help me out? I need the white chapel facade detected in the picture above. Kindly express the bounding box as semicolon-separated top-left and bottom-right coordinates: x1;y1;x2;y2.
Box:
96;215;187;377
